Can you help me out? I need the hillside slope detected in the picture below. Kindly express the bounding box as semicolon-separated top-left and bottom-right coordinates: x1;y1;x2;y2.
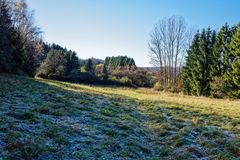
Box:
0;74;240;159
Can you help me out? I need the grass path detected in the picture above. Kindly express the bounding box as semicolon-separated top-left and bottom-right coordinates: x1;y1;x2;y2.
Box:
0;74;240;159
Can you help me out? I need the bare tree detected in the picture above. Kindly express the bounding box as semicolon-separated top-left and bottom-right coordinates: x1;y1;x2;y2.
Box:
149;16;190;92
12;0;43;74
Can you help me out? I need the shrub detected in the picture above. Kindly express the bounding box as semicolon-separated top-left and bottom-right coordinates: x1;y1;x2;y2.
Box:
131;70;153;87
110;76;118;81
65;69;81;82
154;82;164;91
109;68;153;87
119;76;132;85
95;64;104;76
210;76;226;98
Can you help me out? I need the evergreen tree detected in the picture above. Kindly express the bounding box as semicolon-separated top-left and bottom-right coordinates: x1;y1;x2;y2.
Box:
223;25;240;98
11;30;27;73
104;56;136;71
85;59;94;73
182;23;240;98
102;64;108;81
210;23;232;97
65;51;80;74
0;0;14;72
182;28;215;96
192;29;207;96
182;31;200;95
202;28;214;95
192;28;215;96
211;23;232;77
225;24;239;69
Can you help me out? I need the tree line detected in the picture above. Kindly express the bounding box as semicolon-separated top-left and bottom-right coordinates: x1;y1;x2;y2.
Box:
36;43;153;87
104;56;136;71
0;0;239;98
182;23;240;98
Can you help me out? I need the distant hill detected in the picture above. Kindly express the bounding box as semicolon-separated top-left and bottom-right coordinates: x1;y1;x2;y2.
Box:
139;67;159;72
140;67;181;73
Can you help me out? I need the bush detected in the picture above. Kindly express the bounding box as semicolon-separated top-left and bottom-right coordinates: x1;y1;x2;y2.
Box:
95;64;104;77
210;76;226;98
65;72;98;84
154;82;164;91
65;69;81;81
119;76;132;85
109;68;153;87
131;70;153;87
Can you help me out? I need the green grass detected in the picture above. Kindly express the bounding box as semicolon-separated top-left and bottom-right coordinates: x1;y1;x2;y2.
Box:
0;73;240;159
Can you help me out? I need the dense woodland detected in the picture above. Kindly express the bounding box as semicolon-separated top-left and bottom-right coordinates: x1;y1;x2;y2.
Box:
0;0;240;98
182;24;240;98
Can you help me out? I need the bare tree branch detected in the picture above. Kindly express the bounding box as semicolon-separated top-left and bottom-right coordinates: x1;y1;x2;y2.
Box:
148;16;192;92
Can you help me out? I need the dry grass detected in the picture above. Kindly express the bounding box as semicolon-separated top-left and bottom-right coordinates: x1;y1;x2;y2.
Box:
38;78;240;118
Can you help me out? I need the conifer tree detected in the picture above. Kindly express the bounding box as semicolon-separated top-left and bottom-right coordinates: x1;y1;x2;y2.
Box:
85;59;94;73
193;29;207;95
182;31;200;95
102;64;108;81
209;23;233;97
202;28;215;95
12;30;28;73
223;25;240;98
65;51;80;74
182;28;215;96
0;0;14;72
211;23;232;77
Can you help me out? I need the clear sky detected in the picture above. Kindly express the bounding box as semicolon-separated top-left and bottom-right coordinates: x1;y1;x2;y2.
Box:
27;0;240;67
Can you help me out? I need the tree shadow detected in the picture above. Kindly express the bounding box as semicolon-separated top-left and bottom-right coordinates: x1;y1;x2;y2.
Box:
0;75;155;159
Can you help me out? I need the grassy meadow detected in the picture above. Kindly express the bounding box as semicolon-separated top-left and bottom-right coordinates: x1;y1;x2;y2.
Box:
0;73;240;159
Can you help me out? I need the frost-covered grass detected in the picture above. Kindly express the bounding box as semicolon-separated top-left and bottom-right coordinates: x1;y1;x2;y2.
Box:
0;73;240;159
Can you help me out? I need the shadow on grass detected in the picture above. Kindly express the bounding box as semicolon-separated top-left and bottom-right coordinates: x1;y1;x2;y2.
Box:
0;74;156;159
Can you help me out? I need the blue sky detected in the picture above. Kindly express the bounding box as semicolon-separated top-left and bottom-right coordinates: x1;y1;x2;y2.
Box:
27;0;240;67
